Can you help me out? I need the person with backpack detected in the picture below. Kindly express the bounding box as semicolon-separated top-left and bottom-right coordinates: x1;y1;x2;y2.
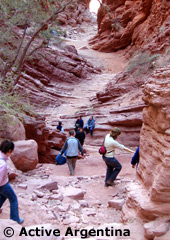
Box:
103;128;135;187
0;140;24;224
61;130;84;175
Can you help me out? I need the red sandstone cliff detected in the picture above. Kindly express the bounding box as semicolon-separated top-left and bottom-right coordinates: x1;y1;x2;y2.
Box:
122;65;170;239
89;0;170;54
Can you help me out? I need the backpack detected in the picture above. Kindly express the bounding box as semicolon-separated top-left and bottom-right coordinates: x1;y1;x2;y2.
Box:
99;137;113;155
99;146;107;155
99;137;107;155
55;150;67;165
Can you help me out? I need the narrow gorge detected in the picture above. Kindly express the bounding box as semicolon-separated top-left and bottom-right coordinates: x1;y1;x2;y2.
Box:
0;0;170;239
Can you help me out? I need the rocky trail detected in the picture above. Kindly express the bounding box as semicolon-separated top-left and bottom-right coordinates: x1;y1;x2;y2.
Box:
0;23;140;239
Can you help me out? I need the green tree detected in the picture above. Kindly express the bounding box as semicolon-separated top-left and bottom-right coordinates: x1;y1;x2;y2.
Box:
0;0;73;87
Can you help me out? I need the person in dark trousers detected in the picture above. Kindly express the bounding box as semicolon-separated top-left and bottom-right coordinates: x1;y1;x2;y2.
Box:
131;146;140;168
74;116;84;134
61;130;84;175
56;121;64;133
103;128;135;187
75;128;86;146
84;116;95;136
0;140;24;224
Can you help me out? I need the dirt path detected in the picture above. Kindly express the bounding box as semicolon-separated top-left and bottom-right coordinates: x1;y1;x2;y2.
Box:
34;23;136;232
0;22;138;237
45;23;128;127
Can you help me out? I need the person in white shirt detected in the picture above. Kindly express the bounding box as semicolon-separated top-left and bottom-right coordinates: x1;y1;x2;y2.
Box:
0;140;24;224
103;127;135;187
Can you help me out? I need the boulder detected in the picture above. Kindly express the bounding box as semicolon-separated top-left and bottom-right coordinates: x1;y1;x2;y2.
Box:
0;114;26;141
144;218;170;239
108;199;125;210
62;187;85;200
11;140;38;172
37;181;58;192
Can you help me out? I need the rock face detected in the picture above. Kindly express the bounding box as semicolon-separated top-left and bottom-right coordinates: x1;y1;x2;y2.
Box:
23;116;67;163
71;71;146;147
15;43;100;109
11;140;39;172
0;113;26;141
58;1;92;27
122;66;170;237
89;0;170;53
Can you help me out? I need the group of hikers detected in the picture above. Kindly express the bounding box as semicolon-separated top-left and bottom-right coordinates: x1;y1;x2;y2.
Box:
56;116;95;146
56;117;139;188
0;115;139;225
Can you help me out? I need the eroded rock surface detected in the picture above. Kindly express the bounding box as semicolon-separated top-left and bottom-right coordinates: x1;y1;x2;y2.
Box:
89;0;170;53
122;65;170;238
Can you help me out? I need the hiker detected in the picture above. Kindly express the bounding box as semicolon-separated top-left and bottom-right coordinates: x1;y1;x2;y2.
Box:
131;146;140;168
56;121;64;133
84;116;95;136
75;127;86;146
0;140;24;224
61;130;84;175
103;127;135;187
74;116;84;134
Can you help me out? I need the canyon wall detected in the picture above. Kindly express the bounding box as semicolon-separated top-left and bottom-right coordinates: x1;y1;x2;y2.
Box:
89;0;170;54
15;43;100;109
122;65;170;238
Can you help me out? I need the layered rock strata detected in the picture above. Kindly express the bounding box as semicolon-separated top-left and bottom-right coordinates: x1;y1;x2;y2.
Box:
74;71;146;147
15;44;100;108
122;66;170;237
89;0;170;53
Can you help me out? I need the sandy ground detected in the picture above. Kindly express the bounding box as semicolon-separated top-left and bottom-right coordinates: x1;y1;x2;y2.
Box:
0;22;139;239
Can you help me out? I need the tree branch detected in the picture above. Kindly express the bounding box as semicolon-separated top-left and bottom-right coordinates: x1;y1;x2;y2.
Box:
14;0;72;86
2;22;28;82
27;40;48;57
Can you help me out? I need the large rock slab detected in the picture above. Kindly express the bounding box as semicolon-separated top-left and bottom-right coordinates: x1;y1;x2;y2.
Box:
11;140;38;172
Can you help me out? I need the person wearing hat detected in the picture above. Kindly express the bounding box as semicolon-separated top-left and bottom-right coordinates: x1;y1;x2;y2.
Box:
103;127;135;187
56;121;64;133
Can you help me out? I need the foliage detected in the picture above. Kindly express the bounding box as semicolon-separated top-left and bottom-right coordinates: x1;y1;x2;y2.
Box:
126;52;161;74
0;0;73;86
0;0;75;120
0;77;35;120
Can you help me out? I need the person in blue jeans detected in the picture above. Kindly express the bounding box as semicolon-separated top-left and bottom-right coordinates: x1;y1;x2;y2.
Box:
103;128;135;187
131;146;140;168
0;140;24;224
84;116;95;136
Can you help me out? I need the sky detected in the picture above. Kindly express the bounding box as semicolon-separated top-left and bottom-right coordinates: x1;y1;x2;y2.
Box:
89;0;100;14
